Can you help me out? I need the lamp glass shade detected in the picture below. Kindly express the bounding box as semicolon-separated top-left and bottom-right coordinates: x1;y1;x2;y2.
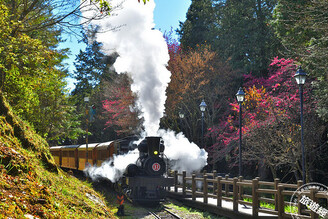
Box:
84;97;90;102
199;100;207;112
294;66;307;85
179;112;185;119
236;87;245;103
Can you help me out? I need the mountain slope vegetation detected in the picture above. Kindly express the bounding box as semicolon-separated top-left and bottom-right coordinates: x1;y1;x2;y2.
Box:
0;91;114;218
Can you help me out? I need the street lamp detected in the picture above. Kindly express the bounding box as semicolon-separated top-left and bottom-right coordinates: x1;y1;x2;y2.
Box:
199;100;207;148
236;87;245;177
84;96;89;167
179;111;185;119
294;66;307;184
178;110;185;135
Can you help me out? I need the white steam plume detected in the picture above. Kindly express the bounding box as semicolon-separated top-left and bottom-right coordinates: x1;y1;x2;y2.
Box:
81;0;207;181
158;129;208;173
82;0;169;135
85;149;139;182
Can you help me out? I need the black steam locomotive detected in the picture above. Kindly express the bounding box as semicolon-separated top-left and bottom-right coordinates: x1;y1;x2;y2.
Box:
122;136;174;203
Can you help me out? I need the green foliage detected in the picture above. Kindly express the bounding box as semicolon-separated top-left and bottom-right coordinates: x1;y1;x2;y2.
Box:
164;201;227;218
0;94;114;217
71;31;109;102
0;90;57;172
178;0;281;76
177;0;218;51
0;2;83;143
93;0;111;13
215;0;281;76
70;30;119;142
273;0;328;121
71;28;141;140
243;197;298;213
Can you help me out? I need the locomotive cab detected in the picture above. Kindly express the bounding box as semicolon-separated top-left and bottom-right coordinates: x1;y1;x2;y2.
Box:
142;136;165;157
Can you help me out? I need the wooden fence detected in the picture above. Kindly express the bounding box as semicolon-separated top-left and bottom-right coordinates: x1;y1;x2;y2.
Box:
168;170;328;219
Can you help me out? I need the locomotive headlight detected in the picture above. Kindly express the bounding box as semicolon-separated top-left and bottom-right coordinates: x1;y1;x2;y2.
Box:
154;150;158;155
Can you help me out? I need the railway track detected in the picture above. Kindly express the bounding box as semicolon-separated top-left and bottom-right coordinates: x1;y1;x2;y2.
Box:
163;208;182;219
148;206;182;219
87;181;186;218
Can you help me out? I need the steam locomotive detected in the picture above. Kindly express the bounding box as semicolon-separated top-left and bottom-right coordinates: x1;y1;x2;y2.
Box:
49;136;174;203
122;136;174;203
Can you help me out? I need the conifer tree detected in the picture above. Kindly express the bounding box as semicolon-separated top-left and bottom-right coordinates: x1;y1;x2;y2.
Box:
177;0;218;51
216;0;280;76
178;0;280;76
273;0;328;122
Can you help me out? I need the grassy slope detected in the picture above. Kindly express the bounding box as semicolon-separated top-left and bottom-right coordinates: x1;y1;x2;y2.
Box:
0;92;115;218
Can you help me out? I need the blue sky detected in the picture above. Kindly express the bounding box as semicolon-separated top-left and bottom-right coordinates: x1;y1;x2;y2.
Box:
61;0;191;90
154;0;191;35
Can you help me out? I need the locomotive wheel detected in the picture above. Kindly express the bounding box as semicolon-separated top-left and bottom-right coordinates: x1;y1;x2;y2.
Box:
143;157;166;176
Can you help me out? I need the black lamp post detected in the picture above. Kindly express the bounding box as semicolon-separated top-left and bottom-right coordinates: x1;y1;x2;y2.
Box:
199;100;207;148
84;96;89;166
236;87;245;177
294;66;307;184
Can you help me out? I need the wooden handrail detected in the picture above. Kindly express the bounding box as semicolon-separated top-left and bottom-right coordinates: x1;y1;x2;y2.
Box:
169;170;327;219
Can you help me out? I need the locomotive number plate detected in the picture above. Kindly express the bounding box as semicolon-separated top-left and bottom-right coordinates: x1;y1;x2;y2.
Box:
152;163;160;171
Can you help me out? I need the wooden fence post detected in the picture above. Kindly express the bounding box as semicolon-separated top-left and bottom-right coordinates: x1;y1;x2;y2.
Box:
192;174;196;201
213;170;217;195
310;187;319;219
277;184;284;218
297;180;303;216
252;178;259;216
174;170;178;192
274;178;280;211
204;174;208;204
225;174;229;196
217;176;222;207
239;176;243;200
182;171;186;197
233;177;238;212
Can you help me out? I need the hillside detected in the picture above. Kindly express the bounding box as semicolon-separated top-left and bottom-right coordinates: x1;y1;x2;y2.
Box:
0;91;114;218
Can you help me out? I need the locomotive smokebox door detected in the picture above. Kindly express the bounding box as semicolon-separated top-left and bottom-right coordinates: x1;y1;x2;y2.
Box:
146;137;161;156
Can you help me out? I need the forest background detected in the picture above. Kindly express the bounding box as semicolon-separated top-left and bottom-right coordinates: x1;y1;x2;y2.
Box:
0;0;327;184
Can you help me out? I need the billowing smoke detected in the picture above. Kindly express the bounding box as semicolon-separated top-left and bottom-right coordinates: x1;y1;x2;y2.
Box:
158;130;207;173
85;149;139;182
81;0;207;181
83;0;169;134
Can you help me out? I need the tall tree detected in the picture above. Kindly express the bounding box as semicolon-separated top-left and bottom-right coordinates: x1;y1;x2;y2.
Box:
163;42;238;146
0;3;84;142
71;30;110;103
273;0;328;122
70;29;117;143
215;0;280;77
177;0;218;51
178;0;280;76
102;73;141;137
208;58;326;182
71;28;140;142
